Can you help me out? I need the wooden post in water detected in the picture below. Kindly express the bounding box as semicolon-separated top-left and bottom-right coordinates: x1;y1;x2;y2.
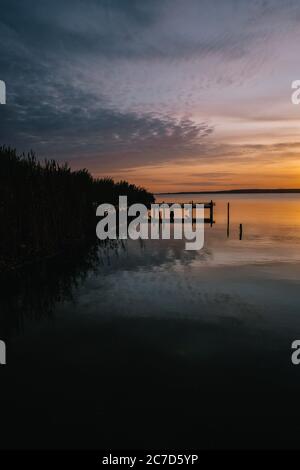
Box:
239;223;243;240
192;200;194;223
227;202;230;237
210;200;214;227
162;201;165;222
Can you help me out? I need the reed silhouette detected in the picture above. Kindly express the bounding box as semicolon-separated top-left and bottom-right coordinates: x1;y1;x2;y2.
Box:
0;146;154;270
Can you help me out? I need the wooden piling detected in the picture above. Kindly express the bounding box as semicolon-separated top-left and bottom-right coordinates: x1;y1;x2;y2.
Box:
227;202;230;237
239;223;243;240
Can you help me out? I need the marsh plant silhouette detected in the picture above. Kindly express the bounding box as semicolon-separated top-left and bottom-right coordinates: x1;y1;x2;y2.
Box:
0;146;154;270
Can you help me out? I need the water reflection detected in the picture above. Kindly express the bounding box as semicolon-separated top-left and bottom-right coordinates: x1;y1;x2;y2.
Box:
0;242;101;340
2;194;300;341
0;237;211;341
2;195;300;449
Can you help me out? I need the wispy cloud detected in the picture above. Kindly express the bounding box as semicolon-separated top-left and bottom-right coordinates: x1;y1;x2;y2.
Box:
1;0;300;189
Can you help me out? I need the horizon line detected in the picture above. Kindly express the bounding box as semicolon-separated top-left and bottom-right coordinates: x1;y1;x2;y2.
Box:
155;188;300;195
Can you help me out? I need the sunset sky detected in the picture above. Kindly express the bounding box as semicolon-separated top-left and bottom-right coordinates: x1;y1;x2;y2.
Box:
1;0;300;192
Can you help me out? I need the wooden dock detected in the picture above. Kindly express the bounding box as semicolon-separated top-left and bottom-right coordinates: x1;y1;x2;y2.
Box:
153;200;215;226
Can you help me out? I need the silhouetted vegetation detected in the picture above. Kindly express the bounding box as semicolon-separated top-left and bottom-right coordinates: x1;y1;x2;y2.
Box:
0;146;154;271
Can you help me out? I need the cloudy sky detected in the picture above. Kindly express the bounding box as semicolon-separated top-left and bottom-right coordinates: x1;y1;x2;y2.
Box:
1;0;300;191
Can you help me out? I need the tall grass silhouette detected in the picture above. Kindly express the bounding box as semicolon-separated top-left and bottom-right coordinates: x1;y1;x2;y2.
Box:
0;147;154;270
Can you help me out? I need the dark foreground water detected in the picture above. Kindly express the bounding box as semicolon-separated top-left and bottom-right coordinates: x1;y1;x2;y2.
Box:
1;194;300;449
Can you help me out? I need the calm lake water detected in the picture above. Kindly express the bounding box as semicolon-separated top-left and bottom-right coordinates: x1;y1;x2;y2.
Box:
1;194;300;449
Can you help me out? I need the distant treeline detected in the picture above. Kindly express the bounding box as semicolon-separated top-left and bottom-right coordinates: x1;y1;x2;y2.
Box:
158;189;300;195
0;147;154;270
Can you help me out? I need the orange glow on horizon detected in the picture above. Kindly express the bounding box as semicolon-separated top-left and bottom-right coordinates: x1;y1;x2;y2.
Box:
92;148;300;193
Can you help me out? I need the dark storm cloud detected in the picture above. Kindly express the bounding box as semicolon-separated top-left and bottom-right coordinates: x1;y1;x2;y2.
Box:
1;0;299;174
0;0;161;60
0;76;213;166
1;0;295;61
0;0;218;167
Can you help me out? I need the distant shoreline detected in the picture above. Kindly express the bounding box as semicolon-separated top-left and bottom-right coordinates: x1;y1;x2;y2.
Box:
156;189;300;195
